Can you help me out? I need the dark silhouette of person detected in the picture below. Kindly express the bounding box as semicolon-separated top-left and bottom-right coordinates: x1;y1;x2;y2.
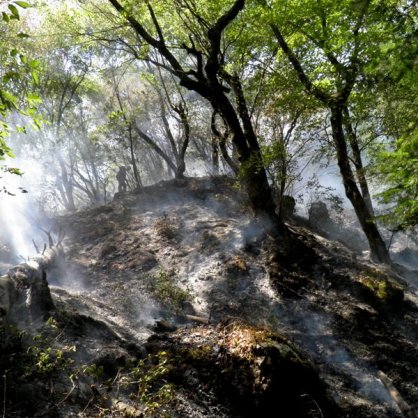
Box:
116;166;127;193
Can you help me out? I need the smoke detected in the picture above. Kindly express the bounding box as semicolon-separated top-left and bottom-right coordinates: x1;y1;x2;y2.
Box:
0;155;49;260
276;302;404;415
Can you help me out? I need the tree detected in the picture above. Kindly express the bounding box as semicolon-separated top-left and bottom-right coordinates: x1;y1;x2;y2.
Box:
261;0;398;263
368;1;418;232
102;0;280;224
374;132;418;230
0;1;41;184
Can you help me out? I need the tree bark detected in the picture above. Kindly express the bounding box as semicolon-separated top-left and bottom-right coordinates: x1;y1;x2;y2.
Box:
330;105;389;263
211;111;238;175
211;134;220;175
175;104;190;179
128;125;143;189
343;106;374;216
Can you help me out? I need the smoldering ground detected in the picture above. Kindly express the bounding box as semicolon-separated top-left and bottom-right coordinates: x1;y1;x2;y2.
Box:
49;178;417;415
1;163;417;417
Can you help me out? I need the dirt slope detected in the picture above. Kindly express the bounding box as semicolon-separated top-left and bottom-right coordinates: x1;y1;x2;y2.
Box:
2;176;417;417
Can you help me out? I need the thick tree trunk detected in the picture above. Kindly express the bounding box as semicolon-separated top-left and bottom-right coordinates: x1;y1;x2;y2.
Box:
212;90;278;222
277;157;288;222
330;105;389;263
219;134;239;175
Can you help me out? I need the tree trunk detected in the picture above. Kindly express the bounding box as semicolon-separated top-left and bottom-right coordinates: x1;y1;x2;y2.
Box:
211;135;220;175
57;155;76;212
134;126;178;175
128;125;143;189
330;105;389;263
211;111;238;175
343;107;374;216
212;88;277;221
277;154;288;222
175;104;190;179
107;0;279;227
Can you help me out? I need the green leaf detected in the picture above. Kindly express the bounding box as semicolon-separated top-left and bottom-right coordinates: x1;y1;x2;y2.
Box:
7;167;22;175
2;12;10;23
14;1;31;8
0;90;19;109
3;72;20;83
8;4;20;19
16;126;27;134
31;70;39;85
32;117;43;130
17;32;30;38
29;59;40;69
27;92;41;104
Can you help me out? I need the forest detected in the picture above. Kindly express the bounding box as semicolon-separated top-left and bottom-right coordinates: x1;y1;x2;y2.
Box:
0;0;417;417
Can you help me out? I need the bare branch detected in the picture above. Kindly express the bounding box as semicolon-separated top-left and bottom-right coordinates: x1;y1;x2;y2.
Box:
39;227;54;248
32;240;40;254
146;2;165;44
206;0;245;78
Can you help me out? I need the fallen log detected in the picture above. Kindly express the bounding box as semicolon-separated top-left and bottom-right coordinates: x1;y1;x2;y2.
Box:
185;314;210;324
0;245;63;325
377;370;416;418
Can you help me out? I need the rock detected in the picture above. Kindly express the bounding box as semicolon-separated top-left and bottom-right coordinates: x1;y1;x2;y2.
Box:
308;201;331;231
112;400;143;417
281;195;296;218
150;319;178;333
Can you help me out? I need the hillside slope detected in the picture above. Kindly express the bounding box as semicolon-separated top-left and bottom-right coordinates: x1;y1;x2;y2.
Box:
2;176;417;417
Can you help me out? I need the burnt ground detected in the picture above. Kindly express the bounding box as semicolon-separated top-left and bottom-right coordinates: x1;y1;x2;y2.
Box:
1;176;417;417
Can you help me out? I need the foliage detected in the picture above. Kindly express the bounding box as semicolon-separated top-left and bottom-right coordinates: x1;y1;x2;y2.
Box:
0;319;74;412
0;0;415;232
305;175;344;214
132;351;175;413
0;1;42;166
147;268;190;313
26;341;71;376
374;131;418;230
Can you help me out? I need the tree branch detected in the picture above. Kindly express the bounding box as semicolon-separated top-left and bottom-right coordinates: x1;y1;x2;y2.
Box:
271;23;330;104
206;0;245;79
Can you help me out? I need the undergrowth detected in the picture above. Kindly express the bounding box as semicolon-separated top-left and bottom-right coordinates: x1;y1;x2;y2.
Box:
146;269;190;313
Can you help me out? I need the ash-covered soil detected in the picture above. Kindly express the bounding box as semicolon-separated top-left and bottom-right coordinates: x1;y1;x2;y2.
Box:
1;176;417;417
